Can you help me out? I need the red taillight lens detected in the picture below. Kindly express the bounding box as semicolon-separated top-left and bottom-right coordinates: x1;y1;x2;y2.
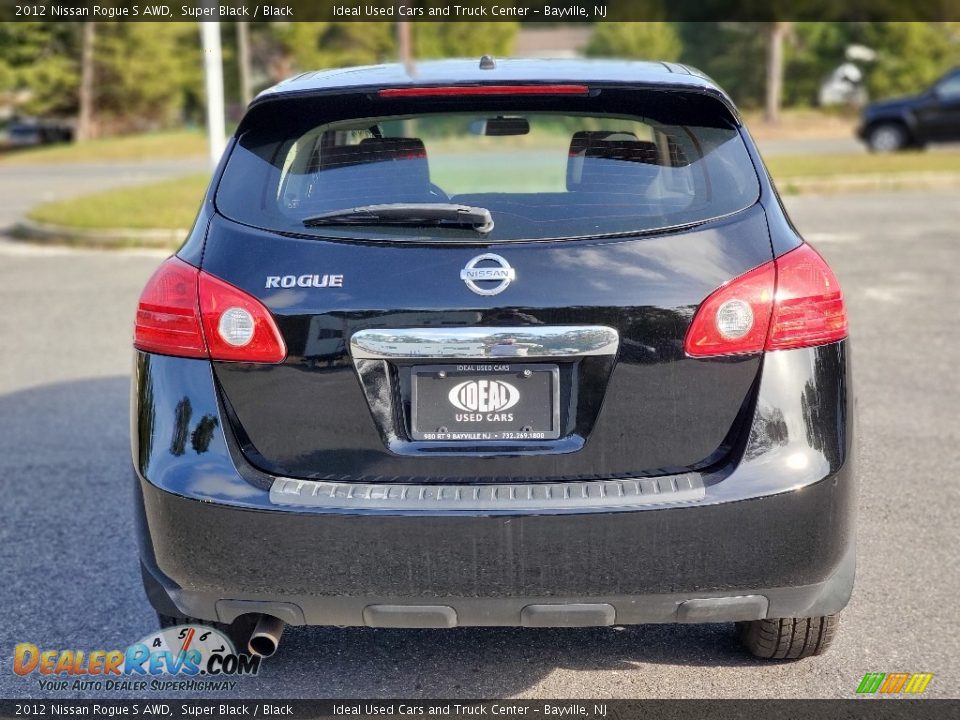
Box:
684;244;847;357
198;271;287;363
134;257;206;358
684;261;776;357
766;244;847;350
134;257;286;363
378;84;590;98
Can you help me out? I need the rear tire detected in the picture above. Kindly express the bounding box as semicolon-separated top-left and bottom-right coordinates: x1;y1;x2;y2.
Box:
737;615;838;660
867;123;908;152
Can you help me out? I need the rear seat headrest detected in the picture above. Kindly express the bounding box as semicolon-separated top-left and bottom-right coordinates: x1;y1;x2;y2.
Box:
567;131;662;193
316;137;427;170
358;137;428;161
306;137;433;208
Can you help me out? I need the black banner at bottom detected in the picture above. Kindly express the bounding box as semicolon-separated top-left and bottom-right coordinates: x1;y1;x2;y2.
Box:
1;699;958;720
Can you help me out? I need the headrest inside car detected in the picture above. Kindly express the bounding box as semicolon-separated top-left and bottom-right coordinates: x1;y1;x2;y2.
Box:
307;137;433;208
567;131;662;193
317;138;427;169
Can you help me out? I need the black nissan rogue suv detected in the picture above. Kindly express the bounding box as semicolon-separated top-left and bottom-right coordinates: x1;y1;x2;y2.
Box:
132;58;854;661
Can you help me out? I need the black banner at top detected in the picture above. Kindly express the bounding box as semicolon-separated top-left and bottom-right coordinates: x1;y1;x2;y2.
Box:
1;0;960;22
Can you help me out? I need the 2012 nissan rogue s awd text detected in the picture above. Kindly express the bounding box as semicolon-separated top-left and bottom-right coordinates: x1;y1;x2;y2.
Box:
132;58;854;661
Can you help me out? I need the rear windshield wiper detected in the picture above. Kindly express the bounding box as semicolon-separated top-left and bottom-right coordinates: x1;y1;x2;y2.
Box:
302;203;494;234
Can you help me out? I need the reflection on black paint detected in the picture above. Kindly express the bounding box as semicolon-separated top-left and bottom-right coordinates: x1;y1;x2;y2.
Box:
801;351;845;468
801;380;826;454
485;309;544;326
137;355;156;473
170;397;192;457
616;306;693;363
743;403;789;461
191;414;219;454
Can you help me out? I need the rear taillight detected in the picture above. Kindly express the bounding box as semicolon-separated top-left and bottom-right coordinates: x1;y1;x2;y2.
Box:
197;270;287;363
684;261;776;357
684;244;847;357
134;258;206;358
765;244;848;350
134;257;286;363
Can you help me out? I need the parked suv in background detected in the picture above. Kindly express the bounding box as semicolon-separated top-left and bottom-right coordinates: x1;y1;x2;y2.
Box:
133;58;855;661
1;116;74;147
858;67;960;151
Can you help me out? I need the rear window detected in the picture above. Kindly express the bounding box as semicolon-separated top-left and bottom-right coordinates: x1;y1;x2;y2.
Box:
217;89;760;242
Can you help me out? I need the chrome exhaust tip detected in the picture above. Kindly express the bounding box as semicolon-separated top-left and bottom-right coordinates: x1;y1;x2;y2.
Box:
247;615;285;658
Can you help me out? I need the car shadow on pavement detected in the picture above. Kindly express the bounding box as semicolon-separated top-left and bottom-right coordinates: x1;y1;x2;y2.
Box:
0;377;768;700
251;623;762;699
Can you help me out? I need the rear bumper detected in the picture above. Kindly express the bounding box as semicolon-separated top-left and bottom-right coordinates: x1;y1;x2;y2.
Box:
133;341;855;627
138;467;855;627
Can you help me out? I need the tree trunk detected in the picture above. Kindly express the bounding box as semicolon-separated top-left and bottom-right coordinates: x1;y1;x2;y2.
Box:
397;20;412;71
236;21;252;106
765;22;788;124
76;22;96;142
396;18;413;136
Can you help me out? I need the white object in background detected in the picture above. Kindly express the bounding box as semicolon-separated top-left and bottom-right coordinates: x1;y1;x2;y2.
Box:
845;44;877;63
819;63;868;107
200;21;227;170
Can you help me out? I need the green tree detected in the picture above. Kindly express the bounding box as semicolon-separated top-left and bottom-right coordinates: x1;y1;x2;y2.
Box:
413;22;518;59
782;22;855;107
679;21;960;110
585;22;682;62
859;22;960;99
93;23;200;130
268;22;395;76
677;23;767;107
263;22;517;78
0;22;199;131
0;22;79;117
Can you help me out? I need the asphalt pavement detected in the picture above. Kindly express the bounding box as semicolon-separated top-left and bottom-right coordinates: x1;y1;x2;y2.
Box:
0;158;208;229
0;189;957;699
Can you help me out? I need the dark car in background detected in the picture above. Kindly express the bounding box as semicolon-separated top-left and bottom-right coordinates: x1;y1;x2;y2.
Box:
1;116;74;148
858;67;960;151
132;58;854;661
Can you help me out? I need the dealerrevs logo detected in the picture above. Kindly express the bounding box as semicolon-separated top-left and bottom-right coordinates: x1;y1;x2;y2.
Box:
448;379;520;413
14;624;260;692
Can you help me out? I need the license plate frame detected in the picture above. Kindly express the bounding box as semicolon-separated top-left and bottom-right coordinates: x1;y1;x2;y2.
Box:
411;363;560;442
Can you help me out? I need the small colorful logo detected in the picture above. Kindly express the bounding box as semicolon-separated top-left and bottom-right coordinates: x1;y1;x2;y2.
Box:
856;672;934;695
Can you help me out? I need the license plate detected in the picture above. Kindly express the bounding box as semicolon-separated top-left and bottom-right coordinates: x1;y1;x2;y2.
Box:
411;363;560;441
